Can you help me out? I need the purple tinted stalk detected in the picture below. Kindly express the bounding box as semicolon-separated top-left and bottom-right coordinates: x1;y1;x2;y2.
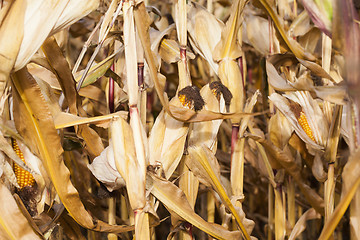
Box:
109;64;115;113
138;62;144;87
231;125;240;156
180;46;187;62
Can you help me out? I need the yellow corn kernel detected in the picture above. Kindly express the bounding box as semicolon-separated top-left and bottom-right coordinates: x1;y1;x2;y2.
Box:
297;112;315;142
178;94;192;109
12;139;35;189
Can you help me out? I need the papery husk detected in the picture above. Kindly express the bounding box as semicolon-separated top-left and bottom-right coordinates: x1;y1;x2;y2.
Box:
218;60;244;123
311;152;327;182
285;91;328;146
187;1;224;74
148;97;189;179
0;151;19;188
243;14;270;55
88;145;126;192
147;172;242;240
32;77;61;118
16;140;47;212
239;90;260;137
179;164;199;210
110;116;145;210
27;63;60;90
0;0;25;93
151;23;176;59
266;60;347;105
123;1;139;106
0;131;34;176
288;11;312;37
13;0;99;72
213;0;246;123
0;180;43;240
267;53;334;81
269;92;327;150
268;111;294;149
159;39;184;64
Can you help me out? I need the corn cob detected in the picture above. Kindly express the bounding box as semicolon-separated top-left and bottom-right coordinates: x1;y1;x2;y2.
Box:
12;139;35;189
178;86;205;111
289;101;316;143
297;112;316;142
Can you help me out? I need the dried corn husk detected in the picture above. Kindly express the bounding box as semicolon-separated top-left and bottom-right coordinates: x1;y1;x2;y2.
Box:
187;2;224;74
269;91;328;150
148;99;189;179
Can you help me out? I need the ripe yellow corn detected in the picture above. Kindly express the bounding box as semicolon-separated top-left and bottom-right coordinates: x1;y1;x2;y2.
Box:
297;112;316;142
178;94;192;109
12;139;35;189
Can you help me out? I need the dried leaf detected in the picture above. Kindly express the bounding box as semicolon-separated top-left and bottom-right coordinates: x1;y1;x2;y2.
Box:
288;208;320;240
147;173;242;240
42;36;104;157
54;111;128;129
185;146;252;239
257;139;325;215
319;148;360;240
274;189;286;240
11;68;131;233
258;0;316;61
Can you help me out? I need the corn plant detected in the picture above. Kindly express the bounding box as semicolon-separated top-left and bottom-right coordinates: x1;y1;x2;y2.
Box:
0;0;359;239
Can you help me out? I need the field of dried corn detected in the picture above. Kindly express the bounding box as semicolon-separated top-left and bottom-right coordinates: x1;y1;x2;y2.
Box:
0;0;359;239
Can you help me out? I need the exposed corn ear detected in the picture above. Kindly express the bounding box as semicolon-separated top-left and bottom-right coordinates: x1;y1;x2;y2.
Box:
12;139;35;189
178;86;205;112
297;112;316;142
